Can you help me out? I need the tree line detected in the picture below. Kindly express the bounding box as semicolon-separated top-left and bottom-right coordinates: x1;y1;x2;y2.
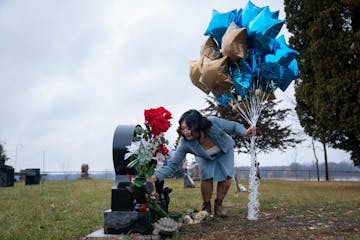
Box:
285;0;360;168
234;161;360;180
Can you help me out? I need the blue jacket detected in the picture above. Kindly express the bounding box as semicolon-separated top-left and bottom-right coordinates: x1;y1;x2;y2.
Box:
155;116;247;182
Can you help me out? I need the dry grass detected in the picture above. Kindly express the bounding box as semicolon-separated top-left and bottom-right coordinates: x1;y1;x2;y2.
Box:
0;179;359;239
0;180;110;239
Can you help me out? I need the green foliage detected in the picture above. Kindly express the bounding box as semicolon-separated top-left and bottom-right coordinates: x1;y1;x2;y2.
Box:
201;97;303;154
285;0;360;166
146;197;169;218
126;125;169;178
0;143;10;162
127;141;154;169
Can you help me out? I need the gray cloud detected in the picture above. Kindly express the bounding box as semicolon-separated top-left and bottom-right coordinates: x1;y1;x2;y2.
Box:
0;0;349;172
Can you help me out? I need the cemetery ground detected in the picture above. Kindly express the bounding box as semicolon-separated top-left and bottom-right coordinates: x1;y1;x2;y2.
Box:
0;179;359;240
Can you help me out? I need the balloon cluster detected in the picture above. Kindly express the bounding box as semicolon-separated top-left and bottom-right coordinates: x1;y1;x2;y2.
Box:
190;0;300;107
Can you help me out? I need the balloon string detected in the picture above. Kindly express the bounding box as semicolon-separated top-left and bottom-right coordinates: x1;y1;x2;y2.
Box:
230;81;271;127
229;76;272;221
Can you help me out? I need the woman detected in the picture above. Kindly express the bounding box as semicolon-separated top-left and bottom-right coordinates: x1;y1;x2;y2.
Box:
149;109;256;217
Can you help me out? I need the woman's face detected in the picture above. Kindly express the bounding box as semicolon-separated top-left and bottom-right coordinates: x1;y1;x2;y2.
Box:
180;121;198;140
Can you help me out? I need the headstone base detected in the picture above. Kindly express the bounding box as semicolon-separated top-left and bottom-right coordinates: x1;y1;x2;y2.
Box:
104;209;150;235
83;228;125;240
83;228;159;240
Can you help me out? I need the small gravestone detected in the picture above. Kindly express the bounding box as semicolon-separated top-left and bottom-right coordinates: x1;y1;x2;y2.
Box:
80;163;91;179
0;160;14;187
184;173;195;188
191;165;200;181
23;168;41;185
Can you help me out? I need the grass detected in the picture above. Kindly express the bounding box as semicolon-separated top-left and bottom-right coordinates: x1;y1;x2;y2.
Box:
0;180;110;240
0;179;359;239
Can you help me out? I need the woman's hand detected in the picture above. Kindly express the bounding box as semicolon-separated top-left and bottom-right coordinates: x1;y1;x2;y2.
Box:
148;175;158;183
246;126;257;137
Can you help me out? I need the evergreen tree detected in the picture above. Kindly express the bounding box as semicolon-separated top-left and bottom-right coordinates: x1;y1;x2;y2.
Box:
285;0;360;167
201;98;303;155
0;143;10;163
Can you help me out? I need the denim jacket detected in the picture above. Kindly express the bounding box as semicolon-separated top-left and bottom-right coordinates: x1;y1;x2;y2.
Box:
155;116;247;182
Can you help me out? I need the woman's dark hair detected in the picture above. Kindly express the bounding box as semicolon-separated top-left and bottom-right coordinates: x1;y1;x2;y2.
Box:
177;109;212;138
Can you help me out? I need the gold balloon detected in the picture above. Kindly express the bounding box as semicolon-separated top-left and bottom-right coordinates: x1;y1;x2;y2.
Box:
189;56;211;94
221;22;248;62
200;56;233;97
200;37;221;60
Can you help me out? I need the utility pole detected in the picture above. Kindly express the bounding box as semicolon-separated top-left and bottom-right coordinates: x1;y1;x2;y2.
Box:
15;144;24;172
41;150;46;184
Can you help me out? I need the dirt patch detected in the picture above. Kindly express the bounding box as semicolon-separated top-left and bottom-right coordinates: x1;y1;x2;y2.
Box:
178;209;360;240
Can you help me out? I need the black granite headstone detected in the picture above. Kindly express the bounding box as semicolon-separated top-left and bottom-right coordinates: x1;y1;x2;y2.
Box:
112;125;140;176
0;165;14;187
104;124;172;235
24;168;40;185
104;125;149;234
110;125;139;212
104;210;149;235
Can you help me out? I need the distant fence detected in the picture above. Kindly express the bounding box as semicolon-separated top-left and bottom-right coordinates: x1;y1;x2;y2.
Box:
234;169;360;181
15;171;116;181
18;169;360;182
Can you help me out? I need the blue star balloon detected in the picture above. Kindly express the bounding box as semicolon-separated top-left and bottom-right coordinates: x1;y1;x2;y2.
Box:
238;58;252;73
197;0;301;101
234;8;244;27
247;48;265;74
260;62;284;82
204;9;237;46
216;93;233;107
272;10;280;19
279;59;299;91
262;59;299;92
265;35;300;67
229;62;252;97
241;1;263;27
247;6;284;50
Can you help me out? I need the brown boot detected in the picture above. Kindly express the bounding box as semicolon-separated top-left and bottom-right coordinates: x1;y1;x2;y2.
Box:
202;201;211;214
214;199;228;218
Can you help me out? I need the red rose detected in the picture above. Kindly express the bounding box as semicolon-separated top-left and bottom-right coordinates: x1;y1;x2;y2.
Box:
144;106;172;136
138;204;148;212
158;144;169;156
157;106;172;119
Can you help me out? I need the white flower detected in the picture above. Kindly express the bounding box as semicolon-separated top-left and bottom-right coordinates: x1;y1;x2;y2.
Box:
155;152;165;169
125;141;141;160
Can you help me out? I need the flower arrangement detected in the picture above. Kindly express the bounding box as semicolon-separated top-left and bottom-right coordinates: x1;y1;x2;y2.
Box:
125;106;172;186
124;107;173;218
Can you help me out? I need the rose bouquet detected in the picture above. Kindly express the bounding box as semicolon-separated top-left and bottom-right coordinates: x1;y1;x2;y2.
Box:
125;106;172;187
124;106;173;217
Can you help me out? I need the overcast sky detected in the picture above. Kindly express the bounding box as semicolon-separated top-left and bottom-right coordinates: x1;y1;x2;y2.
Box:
0;0;350;172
